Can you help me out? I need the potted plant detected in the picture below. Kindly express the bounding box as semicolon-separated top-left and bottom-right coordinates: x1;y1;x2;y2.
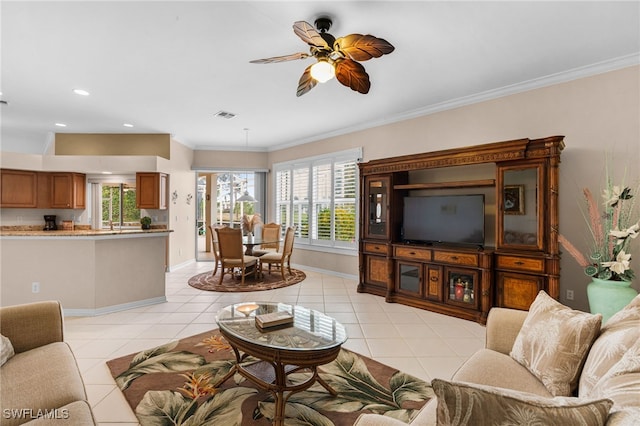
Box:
140;216;152;230
559;171;639;323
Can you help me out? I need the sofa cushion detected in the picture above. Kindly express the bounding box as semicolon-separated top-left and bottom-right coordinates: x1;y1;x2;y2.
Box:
353;398;437;426
452;348;552;397
510;290;602;396
605;407;640;426
579;294;640;397
0;342;87;426
585;339;640;412
432;379;613;426
1;333;15;366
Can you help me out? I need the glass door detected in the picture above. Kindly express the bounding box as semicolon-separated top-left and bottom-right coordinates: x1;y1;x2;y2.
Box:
195;171;266;261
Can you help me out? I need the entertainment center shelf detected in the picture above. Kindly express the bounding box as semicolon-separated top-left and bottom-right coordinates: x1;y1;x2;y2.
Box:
394;179;495;190
358;136;564;324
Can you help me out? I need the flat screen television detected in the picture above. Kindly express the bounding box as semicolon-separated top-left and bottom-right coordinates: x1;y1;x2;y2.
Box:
403;195;485;246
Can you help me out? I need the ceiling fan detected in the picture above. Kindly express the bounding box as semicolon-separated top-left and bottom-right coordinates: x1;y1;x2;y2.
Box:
250;17;395;97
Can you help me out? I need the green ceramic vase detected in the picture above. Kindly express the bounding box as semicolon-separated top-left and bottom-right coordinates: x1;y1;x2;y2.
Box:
587;277;638;325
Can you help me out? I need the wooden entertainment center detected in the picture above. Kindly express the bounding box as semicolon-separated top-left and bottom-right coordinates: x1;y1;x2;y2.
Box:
357;136;564;324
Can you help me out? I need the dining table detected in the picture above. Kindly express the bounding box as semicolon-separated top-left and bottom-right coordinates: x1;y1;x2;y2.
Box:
242;235;281;256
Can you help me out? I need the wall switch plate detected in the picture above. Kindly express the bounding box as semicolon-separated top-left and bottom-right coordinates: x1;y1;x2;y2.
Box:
32;282;40;293
566;289;574;300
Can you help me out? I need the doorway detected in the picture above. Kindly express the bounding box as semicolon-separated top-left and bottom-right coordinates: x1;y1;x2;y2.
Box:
195;171;266;261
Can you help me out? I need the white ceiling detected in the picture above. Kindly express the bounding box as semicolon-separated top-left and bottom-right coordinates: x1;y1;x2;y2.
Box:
2;1;639;155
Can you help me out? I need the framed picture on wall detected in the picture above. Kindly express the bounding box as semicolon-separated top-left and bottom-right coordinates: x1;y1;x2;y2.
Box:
504;185;524;215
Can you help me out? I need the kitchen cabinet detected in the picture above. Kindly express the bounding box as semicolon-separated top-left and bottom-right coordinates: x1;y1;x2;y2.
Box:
0;169;37;208
136;172;168;210
36;172;51;208
50;172;86;209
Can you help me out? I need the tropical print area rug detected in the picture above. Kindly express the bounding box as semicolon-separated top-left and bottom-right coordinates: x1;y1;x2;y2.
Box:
187;268;306;292
106;329;433;426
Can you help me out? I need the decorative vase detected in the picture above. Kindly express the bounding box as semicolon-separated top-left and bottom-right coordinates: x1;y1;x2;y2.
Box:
587;277;638;324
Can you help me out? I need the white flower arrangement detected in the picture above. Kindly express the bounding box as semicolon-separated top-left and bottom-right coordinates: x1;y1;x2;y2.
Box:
559;179;639;282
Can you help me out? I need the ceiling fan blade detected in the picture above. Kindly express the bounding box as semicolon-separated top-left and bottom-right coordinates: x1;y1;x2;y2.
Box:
293;21;330;49
250;52;310;64
334;34;395;61
335;59;371;94
296;65;317;97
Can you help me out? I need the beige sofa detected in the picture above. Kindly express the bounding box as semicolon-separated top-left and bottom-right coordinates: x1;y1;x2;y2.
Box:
0;301;96;425
355;292;640;426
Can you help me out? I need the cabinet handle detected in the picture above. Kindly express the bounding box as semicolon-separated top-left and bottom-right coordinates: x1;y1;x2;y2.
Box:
409;251;416;255
430;276;438;282
482;290;489;296
514;261;524;265
451;256;459;260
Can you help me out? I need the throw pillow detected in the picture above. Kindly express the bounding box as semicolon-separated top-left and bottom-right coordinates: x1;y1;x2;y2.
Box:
510;290;602;396
585;339;640;411
432;379;612;426
0;334;15;366
579;293;640;397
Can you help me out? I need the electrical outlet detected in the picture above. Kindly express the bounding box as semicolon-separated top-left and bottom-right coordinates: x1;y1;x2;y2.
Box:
32;282;40;293
566;289;574;301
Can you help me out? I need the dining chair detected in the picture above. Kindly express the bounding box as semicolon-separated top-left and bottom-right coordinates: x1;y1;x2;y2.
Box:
252;222;282;257
259;226;295;281
215;227;258;285
207;224;225;277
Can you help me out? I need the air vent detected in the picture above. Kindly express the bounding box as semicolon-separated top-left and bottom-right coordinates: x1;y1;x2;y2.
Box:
214;111;237;119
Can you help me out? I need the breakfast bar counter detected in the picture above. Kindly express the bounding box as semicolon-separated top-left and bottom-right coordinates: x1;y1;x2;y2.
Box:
0;229;172;315
0;228;171;237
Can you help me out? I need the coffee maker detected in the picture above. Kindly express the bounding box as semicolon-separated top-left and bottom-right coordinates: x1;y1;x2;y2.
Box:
43;215;57;231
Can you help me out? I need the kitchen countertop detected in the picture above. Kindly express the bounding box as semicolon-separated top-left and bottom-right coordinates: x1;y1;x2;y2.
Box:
0;229;172;237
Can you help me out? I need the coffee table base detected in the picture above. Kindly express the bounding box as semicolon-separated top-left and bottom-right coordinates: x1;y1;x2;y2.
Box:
214;335;341;426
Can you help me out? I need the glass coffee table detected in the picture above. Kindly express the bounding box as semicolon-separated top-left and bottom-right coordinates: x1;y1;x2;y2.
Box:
215;302;347;426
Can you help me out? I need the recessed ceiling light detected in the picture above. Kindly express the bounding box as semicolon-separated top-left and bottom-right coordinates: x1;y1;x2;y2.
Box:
123;123;134;128
73;88;90;96
55;123;67;127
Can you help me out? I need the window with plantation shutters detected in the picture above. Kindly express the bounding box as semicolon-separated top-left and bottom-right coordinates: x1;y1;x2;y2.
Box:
333;159;357;246
292;167;310;238
274;148;360;251
275;169;290;234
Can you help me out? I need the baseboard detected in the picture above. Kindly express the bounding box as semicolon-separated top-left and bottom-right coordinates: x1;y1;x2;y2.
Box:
168;258;196;272
62;296;167;317
290;263;357;281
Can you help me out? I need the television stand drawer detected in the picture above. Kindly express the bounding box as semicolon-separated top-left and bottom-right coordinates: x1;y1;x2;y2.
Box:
394;246;431;262
363;242;389;255
433;251;478;267
496;255;545;272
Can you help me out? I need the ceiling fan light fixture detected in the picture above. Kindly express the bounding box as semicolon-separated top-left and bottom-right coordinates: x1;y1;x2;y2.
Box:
310;60;335;83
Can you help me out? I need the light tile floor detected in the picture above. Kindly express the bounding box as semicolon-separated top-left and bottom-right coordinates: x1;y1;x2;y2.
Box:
65;262;486;425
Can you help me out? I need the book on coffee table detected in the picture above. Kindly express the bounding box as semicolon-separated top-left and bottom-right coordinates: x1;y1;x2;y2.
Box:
255;311;294;329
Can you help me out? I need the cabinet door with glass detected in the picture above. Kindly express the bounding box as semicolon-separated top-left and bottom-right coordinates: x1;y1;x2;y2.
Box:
445;268;479;309
396;261;423;297
364;175;391;240
497;163;544;251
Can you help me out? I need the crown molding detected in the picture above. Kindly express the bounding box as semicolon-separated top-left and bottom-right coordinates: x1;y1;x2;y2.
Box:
265;53;640;153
